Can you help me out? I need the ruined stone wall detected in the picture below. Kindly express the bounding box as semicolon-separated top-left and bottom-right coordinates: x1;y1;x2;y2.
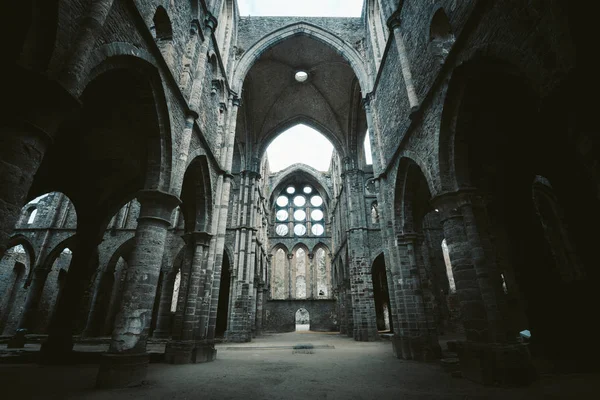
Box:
264;299;337;333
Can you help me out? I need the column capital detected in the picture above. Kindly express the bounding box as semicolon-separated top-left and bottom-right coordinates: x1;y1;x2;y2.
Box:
430;188;485;220
204;13;218;32
137;190;181;225
287;253;294;260
181;231;212;247
387;10;403;31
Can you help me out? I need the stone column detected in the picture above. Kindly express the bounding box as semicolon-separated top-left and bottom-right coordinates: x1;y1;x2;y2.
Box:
255;282;265;336
386;11;419;111
97;190;180;388
287;253;294;299
342;164;378;341
165;232;211;364
390;233;441;361
308;253;315;299
152;269;176;339
432;191;536;385
40;233;101;361
18;268;50;331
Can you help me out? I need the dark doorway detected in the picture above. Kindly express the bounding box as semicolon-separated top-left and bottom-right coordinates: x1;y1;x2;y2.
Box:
215;252;231;337
372;254;392;332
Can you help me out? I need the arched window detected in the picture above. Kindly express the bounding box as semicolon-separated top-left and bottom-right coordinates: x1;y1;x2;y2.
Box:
27;208;38;224
295;248;307;298
429;8;454;63
364;130;373;165
370;201;379;225
441;239;456;293
315;248;330;298
152;7;175;68
170;270;181;312
271;248;287;299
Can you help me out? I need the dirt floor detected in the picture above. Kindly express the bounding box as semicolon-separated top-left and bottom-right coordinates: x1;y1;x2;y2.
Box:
0;331;599;399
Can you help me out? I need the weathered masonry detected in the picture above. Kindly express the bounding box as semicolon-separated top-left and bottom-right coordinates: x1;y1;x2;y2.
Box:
1;0;596;389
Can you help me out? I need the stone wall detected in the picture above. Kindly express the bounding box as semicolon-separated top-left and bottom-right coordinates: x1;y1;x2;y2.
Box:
264;299;338;333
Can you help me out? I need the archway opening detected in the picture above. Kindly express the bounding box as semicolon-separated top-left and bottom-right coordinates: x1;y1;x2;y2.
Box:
265;124;334;172
295;308;310;332
0;244;31;335
371;254;392;333
215;252;232;338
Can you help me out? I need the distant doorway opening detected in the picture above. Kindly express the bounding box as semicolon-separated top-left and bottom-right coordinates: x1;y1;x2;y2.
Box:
372;253;392;333
295;308;310;332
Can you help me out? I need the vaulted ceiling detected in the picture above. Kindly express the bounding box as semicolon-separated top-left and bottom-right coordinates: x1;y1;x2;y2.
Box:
236;34;366;159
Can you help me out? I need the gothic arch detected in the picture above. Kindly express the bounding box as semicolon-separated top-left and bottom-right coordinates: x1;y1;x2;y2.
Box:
394;157;436;234
180;156;213;233
258;116;346;161
438;58;539;192
81;45;174;193
270;164;332;206
232;22;371;94
6;235;36;275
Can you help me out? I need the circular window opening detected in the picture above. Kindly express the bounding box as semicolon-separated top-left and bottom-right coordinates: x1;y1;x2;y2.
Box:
310;196;323;207
295;71;308;82
294;210;306;221
311;209;324;221
294;224;307;236
293;196;306;207
276;224;289;236
276;196;289;207
312;224;325;236
303;186;313;194
286;186;296;194
276;210;289;221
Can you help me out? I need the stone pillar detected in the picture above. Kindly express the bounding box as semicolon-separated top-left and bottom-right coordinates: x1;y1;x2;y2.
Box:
18;268;49;331
152;269;176;339
390;234;441;361
342;163;378;341
165;232;211;364
81;270;108;337
287;253;294;299
432;191;536;386
97;190;180;388
308;252;315;299
40;233;100;361
255;282;265;335
387;11;419;111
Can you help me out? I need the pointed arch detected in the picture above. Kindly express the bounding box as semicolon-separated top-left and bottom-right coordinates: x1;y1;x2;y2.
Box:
232;22;371;94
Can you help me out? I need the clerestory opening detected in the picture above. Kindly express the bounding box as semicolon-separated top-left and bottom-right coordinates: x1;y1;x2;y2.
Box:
237;0;363;17
265;124;334;172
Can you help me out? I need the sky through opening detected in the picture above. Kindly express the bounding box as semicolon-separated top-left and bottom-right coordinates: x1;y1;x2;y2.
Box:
266;124;334;172
237;0;364;17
